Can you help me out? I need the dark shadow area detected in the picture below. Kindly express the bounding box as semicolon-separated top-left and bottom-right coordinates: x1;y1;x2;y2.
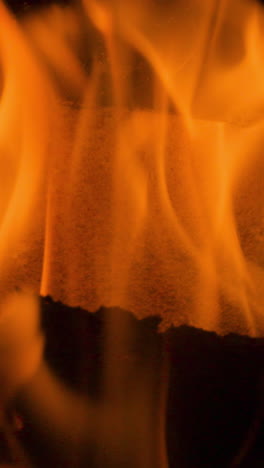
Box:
4;0;71;15
2;297;262;467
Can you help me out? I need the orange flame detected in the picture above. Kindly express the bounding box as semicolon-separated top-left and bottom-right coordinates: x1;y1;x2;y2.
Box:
2;0;264;335
2;0;264;465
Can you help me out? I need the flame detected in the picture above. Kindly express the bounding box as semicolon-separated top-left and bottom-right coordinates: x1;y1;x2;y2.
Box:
2;0;264;464
1;0;264;335
38;0;264;337
0;2;57;297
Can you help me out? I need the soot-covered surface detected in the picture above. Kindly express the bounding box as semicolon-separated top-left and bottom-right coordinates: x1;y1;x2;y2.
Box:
5;297;264;467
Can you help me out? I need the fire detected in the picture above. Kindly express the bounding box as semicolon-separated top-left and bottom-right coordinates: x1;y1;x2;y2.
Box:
1;0;264;465
0;2;55;297
1;0;264;335
39;0;264;337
